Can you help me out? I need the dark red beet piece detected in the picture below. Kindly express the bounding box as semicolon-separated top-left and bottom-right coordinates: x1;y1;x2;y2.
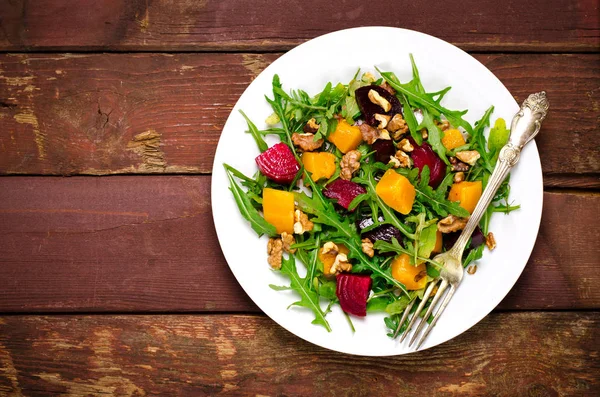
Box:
362;224;402;244
323;179;366;210
255;142;300;183
355;85;402;126
336;273;372;317
371;139;396;164
443;226;485;251
409;138;447;188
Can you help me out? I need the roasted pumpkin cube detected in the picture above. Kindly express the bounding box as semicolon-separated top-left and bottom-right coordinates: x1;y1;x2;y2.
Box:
328;120;362;153
391;253;427;290
262;188;294;234
448;181;482;214
375;169;416;215
441;128;466;150
302;152;336;182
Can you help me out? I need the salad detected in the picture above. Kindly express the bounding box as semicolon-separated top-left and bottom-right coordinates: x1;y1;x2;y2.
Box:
224;55;517;337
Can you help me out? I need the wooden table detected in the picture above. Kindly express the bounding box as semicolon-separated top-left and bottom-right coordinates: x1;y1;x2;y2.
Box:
1;1;599;395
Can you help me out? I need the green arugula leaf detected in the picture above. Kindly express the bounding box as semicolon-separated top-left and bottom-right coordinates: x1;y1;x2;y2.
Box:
224;165;277;237
488;117;510;163
240;110;268;153
279;255;332;332
414;166;469;218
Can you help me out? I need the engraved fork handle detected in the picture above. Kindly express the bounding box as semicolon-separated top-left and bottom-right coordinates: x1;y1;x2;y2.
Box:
450;92;549;259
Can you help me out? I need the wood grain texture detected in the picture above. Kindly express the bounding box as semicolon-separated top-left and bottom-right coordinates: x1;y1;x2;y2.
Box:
0;176;598;313
0;313;598;396
0;0;598;52
0;53;599;177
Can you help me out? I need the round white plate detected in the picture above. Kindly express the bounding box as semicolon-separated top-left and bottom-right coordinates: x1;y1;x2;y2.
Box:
211;27;543;356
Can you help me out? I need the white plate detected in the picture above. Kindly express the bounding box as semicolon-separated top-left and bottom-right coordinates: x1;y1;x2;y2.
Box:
211;27;543;356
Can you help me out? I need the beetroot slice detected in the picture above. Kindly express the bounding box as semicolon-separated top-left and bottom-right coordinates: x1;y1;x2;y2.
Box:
409;139;447;188
323;179;366;210
336;273;372;317
371;139;396;164
355;85;402;126
443;226;485;252
255;142;300;183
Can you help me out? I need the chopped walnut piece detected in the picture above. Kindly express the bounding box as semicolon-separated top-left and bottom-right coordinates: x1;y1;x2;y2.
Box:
361;238;374;258
380;81;396;95
303;118;320;133
379;129;391;140
421;129;428;139
467;265;477;275
374;113;391;129
387;114;409;138
368;89;392;112
280;232;297;254
292;132;323;152
322;241;339;255
330;253;352;275
340;150;361;180
454;171;465;183
388;156;401;168
456;150;481;166
437;214;469;233
398;138;414;152
414;270;427;283
359;123;380;144
436;120;450;131
293;210;314;234
394;150;412;168
362;72;376;83
267;238;283;269
449;156;470;172
485;232;497;250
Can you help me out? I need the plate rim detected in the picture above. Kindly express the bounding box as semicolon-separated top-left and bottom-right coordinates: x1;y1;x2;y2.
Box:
211;26;544;356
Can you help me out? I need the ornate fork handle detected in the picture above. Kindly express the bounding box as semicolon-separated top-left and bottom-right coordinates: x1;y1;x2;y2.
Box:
450;92;549;259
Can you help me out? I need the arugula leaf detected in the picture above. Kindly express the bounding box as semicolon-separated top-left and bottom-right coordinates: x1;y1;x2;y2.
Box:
278;255;332;332
418;223;438;259
240;110;268;153
224;165;277;237
377;55;474;135
414;166;470;218
470;106;494;172
488;117;510;163
398;93;423;145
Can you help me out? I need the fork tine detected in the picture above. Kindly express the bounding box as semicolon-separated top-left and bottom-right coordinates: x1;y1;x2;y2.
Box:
409;279;449;347
414;284;457;350
399;280;438;343
393;297;416;338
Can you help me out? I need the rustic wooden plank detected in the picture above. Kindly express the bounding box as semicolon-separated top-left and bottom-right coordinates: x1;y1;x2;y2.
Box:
0;313;598;396
0;176;597;312
0;0;598;52
0;53;598;178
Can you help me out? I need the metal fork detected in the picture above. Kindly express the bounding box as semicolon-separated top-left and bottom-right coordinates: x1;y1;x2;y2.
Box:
395;91;549;350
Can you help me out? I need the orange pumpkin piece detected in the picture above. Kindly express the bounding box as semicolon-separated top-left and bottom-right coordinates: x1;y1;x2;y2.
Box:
318;244;350;276
391;254;428;290
262;188;294;234
375;169;416;215
302;152;336;182
433;230;443;254
448;181;482;214
328;119;362;153
441;128;466;150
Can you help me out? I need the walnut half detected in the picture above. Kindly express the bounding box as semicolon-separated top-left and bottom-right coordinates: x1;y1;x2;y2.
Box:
340;150;361;180
292;132;323;152
437;214;469;233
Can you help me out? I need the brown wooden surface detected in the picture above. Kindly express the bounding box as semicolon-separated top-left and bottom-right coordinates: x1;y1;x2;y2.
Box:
0;0;599;52
0;313;598;396
0;53;599;178
1;0;599;395
0;176;597;313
